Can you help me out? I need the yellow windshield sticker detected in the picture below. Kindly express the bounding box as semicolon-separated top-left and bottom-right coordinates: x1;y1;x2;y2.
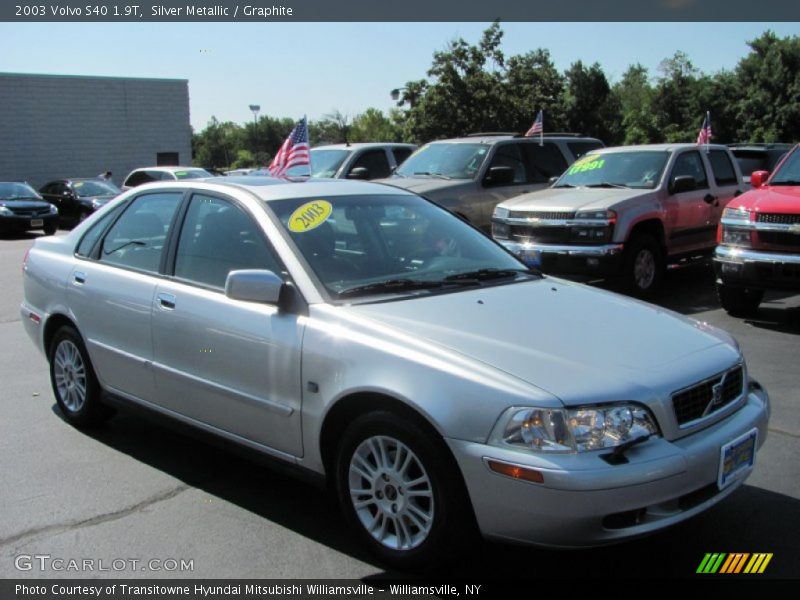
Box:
568;157;605;175
74;182;84;188
288;200;333;233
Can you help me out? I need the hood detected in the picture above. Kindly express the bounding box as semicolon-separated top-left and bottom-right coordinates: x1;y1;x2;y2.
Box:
375;176;467;197
347;278;740;407
732;185;800;214
0;199;51;209
499;187;648;212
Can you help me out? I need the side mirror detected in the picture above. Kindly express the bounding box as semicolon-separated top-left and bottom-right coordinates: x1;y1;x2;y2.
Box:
670;175;697;194
347;167;370;180
751;170;770;188
225;269;284;305
484;166;515;186
548;176;559;185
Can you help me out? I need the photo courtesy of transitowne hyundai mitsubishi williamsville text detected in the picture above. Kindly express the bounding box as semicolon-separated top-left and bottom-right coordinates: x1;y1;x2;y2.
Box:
150;5;294;17
21;177;769;568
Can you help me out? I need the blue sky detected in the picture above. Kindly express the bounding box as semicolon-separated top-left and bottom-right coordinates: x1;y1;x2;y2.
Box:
2;22;799;130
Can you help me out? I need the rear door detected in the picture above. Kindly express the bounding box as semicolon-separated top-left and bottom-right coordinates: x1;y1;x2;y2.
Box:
665;150;714;253
478;142;537;227
150;192;305;456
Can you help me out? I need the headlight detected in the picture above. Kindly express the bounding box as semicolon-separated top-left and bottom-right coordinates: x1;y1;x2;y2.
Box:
575;209;615;222
493;206;509;220
722;206;751;222
48;204;58;214
721;228;751;247
490;404;659;453
0;206;12;216
572;209;616;243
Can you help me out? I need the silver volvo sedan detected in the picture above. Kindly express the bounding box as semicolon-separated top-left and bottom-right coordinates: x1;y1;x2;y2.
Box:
21;177;769;568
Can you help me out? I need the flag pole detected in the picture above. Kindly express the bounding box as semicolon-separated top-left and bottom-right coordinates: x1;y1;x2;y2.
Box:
705;111;710;154
539;110;543;147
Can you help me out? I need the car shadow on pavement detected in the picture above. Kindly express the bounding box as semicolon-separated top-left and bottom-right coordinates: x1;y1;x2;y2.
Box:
56;405;800;579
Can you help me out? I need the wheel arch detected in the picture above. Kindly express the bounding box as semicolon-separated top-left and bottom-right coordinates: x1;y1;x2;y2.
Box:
43;313;79;357
628;218;666;251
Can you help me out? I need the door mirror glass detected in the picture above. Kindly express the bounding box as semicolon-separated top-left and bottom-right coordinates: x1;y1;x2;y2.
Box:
671;175;697;194
750;170;770;188
484;166;515;186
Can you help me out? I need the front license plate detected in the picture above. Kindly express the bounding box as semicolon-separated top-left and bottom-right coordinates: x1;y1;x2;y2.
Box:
718;428;758;490
30;219;44;227
518;248;542;268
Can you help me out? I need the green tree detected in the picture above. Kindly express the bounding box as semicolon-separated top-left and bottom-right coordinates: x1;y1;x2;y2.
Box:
735;31;800;142
563;60;621;143
504;49;566;133
349;108;402;142
613;64;659;144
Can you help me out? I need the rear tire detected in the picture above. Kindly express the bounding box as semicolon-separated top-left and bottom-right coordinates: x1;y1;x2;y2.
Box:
335;411;476;569
717;283;764;316
623;233;664;297
48;325;111;427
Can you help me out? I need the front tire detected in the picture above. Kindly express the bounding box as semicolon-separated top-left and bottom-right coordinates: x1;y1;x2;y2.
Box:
623;233;664;297
48;325;110;427
717;283;763;316
335;411;474;569
43;222;58;236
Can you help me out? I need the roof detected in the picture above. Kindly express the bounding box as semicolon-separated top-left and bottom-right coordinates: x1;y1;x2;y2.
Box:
129;166;209;173
590;143;730;154
193;176;414;202
428;135;603;145
312;143;417;151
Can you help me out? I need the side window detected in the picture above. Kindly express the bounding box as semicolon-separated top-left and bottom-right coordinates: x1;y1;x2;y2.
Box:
40;183;56;195
124;171;156;187
522;143;569;183
174;194;283;290
76;206;124;257
99;192;182;273
488;144;527;184
671;151;709;189
392;147;413;166
708;150;738;186
349;150;392;179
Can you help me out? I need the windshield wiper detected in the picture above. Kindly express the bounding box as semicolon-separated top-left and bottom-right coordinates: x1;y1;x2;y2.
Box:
770;179;800;186
338;278;450;298
104;240;145;255
411;171;451;179
585;182;629;189
444;268;537;282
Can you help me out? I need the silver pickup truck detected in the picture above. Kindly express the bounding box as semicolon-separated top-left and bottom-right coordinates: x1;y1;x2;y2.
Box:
491;143;746;295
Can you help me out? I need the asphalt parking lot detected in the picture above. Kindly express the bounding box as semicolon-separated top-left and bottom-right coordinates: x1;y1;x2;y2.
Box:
1;232;798;580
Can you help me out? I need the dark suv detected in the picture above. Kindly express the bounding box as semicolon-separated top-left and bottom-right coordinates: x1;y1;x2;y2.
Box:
376;133;603;231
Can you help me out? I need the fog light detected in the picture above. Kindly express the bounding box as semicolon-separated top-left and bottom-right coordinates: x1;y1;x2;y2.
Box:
486;459;544;484
721;262;742;274
587;257;600;267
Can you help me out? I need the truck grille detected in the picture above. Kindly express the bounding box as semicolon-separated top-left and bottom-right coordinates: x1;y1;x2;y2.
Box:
757;231;800;248
756;213;800;225
508;210;574;220
672;366;744;426
509;225;571;244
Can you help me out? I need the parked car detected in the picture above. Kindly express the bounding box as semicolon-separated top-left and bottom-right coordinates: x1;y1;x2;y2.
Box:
39;178;121;226
273;142;417;180
376;133;604;232
121;167;212;191
729;143;793;187
0;181;59;236
21;177;768;568
714;144;800;315
224;168;254;176
491;144;746;295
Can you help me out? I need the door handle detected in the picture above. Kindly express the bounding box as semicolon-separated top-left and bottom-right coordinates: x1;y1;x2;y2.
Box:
703;194;717;205
73;271;86;285
157;292;176;310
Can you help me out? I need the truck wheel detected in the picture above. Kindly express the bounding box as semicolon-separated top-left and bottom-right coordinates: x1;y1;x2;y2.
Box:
623;233;664;297
717;283;764;317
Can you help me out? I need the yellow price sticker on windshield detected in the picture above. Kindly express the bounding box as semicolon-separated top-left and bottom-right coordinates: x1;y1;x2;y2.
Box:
288;200;333;233
74;182;84;188
568;158;605;175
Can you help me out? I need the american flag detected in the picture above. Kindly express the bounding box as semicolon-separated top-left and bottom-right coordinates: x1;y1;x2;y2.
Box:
525;110;543;137
697;112;712;146
269;117;310;177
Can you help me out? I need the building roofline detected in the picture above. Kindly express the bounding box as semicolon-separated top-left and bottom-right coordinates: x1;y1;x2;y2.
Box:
0;72;188;84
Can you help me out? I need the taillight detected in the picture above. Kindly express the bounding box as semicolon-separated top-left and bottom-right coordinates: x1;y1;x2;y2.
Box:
22;248;30;274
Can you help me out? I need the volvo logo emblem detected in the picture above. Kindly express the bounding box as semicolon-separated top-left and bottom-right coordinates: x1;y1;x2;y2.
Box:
711;382;724;407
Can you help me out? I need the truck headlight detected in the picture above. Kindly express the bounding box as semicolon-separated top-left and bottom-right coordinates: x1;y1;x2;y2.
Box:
493;206;509;220
721;227;752;247
490;404;659;453
722;206;751;222
0;206;12;216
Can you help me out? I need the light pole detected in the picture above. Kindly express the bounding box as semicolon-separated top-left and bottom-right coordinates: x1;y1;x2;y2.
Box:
390;87;408;107
249;104;260;158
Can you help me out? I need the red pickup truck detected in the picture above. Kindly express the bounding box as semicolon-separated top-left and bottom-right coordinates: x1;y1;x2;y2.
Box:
714;144;800;315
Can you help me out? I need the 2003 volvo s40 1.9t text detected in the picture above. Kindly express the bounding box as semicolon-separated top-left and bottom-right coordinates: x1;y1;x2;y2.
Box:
21;177;769;568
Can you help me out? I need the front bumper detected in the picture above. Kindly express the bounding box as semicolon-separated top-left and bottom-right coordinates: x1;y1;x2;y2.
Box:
0;213;58;233
447;384;769;548
714;245;800;291
499;239;624;276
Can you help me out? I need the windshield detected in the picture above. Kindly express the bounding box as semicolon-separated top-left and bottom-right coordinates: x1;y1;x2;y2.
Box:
555;151;669;190
174;169;212;180
74;180;120;197
394;143;489;180
268;194;532;300
0;182;42;200
286;149;349;178
769;147;800;185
